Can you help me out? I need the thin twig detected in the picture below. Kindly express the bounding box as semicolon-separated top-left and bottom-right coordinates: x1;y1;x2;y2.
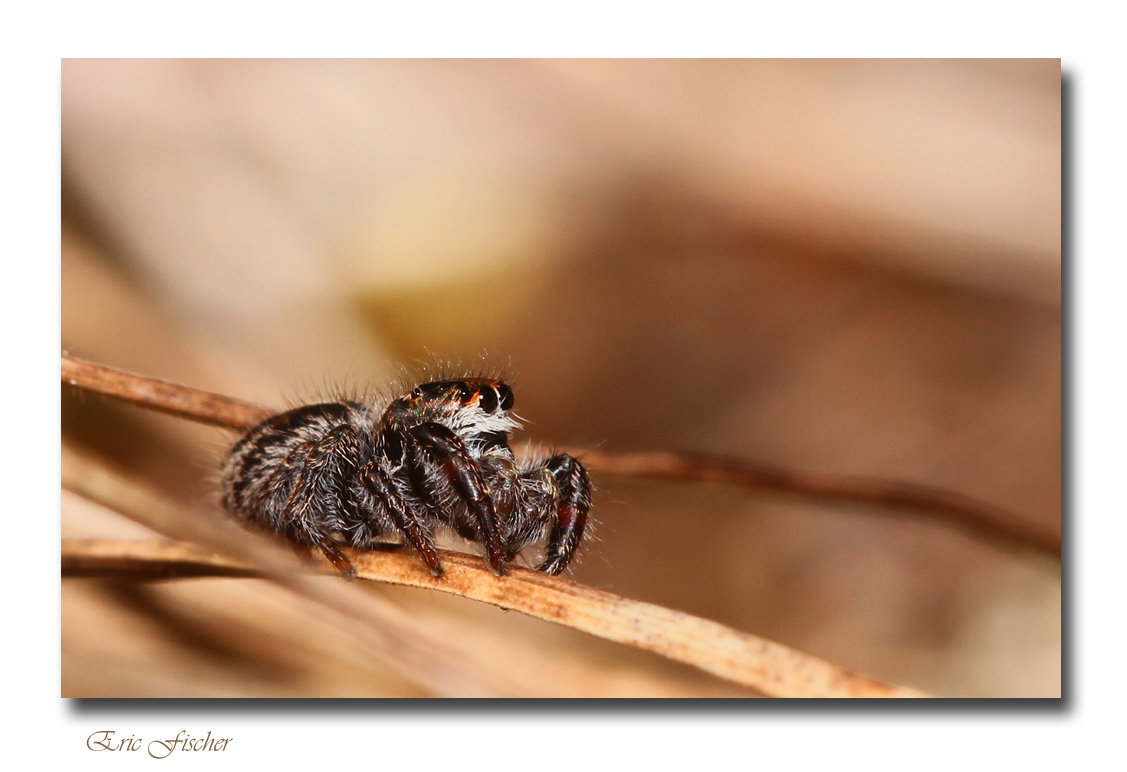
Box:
566;450;1061;560
61;355;271;429
61;354;1060;559
61;537;926;698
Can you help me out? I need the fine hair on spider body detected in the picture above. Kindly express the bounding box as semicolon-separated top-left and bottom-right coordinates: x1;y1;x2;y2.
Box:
221;377;591;579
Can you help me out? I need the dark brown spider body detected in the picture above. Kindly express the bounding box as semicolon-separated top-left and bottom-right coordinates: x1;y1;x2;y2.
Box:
221;379;591;579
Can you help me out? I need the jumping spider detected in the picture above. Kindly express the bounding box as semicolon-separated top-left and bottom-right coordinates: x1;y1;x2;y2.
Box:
221;378;591;579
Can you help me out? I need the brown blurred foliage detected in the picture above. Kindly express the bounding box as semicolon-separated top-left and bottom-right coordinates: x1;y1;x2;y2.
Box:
62;59;1060;697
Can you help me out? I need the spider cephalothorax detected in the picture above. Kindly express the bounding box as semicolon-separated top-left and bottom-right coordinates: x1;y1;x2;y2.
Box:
221;378;591;578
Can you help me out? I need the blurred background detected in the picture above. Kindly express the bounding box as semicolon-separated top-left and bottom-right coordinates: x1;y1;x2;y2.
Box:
61;59;1061;697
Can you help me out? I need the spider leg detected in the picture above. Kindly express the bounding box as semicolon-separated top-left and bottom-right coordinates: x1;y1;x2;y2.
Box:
278;425;361;580
361;462;445;578
536;454;591;576
407;422;508;576
285;538;354;579
317;540;357;580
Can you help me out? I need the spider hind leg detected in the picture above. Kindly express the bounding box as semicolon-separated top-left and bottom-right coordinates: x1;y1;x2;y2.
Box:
274;423;363;579
317;539;357;580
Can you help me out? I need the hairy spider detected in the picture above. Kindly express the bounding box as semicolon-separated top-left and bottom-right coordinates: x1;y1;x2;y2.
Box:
220;378;591;579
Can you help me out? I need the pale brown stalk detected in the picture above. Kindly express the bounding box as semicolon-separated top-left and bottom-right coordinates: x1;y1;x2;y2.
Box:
62;355;271;429
61;535;926;698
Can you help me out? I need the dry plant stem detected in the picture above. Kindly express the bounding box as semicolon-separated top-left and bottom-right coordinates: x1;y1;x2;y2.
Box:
63;538;261;580
61;446;524;698
569;450;1062;560
61;355;272;429
62;539;926;698
62;355;1060;560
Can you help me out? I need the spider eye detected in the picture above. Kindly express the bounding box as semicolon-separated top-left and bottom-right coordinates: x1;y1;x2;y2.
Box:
456;382;473;403
410;388;422;399
477;385;498;413
497;384;514;412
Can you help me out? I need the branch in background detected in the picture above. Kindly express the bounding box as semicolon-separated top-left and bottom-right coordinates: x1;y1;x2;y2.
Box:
568;449;1061;560
61;536;925;698
61;355;1061;560
62;355;271;429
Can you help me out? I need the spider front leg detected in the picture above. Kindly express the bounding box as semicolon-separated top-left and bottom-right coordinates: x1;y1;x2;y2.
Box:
406;423;508;576
536;454;591;576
